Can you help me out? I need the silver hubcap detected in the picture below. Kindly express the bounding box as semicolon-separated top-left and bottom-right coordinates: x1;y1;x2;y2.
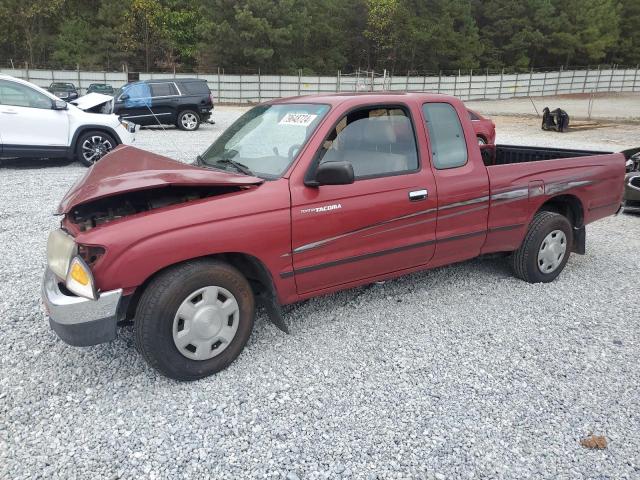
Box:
172;286;240;360
81;136;113;163
537;229;567;274
181;113;198;130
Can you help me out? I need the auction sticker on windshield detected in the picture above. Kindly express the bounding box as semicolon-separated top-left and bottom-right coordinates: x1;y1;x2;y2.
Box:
279;113;318;127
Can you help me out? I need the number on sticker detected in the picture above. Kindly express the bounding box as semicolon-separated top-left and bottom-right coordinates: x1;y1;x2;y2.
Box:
279;113;318;127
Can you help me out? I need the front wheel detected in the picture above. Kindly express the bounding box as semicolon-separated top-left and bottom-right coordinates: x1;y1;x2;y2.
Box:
76;131;116;166
177;110;200;131
510;211;573;283
134;260;255;381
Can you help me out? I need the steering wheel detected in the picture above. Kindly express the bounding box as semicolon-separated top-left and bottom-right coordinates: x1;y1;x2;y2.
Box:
288;144;302;161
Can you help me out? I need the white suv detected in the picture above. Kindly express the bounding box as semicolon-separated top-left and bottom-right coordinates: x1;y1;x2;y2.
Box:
0;75;135;166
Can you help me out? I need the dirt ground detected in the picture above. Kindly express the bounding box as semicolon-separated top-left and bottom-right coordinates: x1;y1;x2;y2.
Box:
467;92;640;123
490;114;639;151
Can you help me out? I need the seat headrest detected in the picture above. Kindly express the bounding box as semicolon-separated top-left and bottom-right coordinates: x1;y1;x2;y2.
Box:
365;117;396;144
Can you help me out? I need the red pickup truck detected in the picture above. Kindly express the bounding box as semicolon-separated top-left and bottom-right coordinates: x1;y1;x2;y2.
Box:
43;93;626;380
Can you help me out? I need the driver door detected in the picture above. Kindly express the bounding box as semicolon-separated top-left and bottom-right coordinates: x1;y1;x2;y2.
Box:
0;79;69;148
289;103;438;294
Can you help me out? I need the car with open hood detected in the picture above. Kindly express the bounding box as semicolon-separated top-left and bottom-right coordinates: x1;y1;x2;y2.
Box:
42;92;627;381
0;75;135;165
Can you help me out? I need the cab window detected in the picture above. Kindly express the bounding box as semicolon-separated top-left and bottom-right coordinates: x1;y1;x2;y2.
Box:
423;103;468;169
317;106;418;179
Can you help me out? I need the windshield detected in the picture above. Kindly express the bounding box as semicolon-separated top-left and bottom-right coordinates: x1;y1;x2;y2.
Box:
199;103;330;178
51;83;74;90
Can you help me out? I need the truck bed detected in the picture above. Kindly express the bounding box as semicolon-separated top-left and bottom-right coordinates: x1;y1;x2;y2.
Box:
483;145;611;166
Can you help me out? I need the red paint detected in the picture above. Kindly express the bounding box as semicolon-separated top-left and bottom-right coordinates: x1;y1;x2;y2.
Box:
58;93;626;306
468;108;496;145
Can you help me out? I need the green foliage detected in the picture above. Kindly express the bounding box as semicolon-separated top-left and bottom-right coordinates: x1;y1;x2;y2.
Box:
0;0;635;73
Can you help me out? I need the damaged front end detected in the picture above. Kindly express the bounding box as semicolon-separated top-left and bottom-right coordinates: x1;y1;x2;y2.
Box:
68;185;243;231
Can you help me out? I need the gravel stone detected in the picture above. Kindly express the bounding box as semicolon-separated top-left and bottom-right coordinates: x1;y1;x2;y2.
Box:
1;107;639;479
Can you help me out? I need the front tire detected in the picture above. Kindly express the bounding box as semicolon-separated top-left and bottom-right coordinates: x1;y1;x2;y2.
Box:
177;110;200;131
134;260;255;381
76;130;116;166
510;211;573;283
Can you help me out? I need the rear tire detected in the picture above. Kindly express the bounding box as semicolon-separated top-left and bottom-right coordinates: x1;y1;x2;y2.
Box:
76;130;116;166
177;110;200;131
510;211;573;283
134;259;255;381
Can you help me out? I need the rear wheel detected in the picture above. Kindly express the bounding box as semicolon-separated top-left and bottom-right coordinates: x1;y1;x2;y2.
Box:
510;211;573;283
134;259;255;381
177;110;200;131
76;131;116;166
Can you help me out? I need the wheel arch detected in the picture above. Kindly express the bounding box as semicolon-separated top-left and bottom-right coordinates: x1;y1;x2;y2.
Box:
535;194;585;253
122;252;277;324
70;125;122;156
536;194;584;228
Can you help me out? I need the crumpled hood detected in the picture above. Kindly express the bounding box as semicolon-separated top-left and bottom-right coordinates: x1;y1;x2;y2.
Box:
58;146;264;214
70;92;114;112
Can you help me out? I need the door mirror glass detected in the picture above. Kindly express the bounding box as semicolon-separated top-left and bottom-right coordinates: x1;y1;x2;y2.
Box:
52;99;68;110
119;94;129;101
313;161;355;186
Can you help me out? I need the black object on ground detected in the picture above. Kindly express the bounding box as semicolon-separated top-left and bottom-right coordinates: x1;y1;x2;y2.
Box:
542;107;570;132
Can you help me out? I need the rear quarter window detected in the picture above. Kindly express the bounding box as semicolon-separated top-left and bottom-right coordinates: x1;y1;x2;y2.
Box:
178;81;210;95
423;103;468;169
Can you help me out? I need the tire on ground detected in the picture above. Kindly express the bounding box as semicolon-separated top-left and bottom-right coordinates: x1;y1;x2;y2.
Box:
134;259;255;381
510;211;573;283
176;110;201;131
75;130;117;167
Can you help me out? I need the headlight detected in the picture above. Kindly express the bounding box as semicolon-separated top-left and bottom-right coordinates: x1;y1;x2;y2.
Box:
120;119;138;133
47;229;77;279
65;256;98;300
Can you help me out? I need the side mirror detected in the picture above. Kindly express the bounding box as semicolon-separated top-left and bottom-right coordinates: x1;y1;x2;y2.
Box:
309;161;355;186
120;94;129;101
52;99;68;110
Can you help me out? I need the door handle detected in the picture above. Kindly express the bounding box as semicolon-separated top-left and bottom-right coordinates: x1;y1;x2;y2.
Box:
409;189;428;201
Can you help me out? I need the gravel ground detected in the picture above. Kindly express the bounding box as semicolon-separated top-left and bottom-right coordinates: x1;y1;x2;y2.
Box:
467;92;640;122
1;106;639;479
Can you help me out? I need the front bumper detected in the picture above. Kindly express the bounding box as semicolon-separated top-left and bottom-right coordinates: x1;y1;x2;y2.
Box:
42;267;122;346
115;123;136;146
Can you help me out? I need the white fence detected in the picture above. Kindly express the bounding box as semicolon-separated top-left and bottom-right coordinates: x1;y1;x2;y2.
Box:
2;67;638;104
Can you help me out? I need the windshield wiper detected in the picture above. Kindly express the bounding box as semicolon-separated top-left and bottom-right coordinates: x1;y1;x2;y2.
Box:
211;158;254;176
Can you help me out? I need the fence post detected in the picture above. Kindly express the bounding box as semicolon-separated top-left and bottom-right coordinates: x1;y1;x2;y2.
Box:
239;74;242;103
217;67;221;103
514;71;519;98
595;65;602;92
607;65;614;92
569;68;575;94
554;65;561;96
77;64;81;94
542;71;547;96
634;65;639;92
297;69;301;96
454;70;459;96
437;71;442;94
258;68;261;103
498;68;504;99
422;73;426;92
278;74;282;98
527;68;532;97
484;68;488;99
583;67;589;93
405;71;409;91
25;62;30;82
468;69;472;99
337;70;341;92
